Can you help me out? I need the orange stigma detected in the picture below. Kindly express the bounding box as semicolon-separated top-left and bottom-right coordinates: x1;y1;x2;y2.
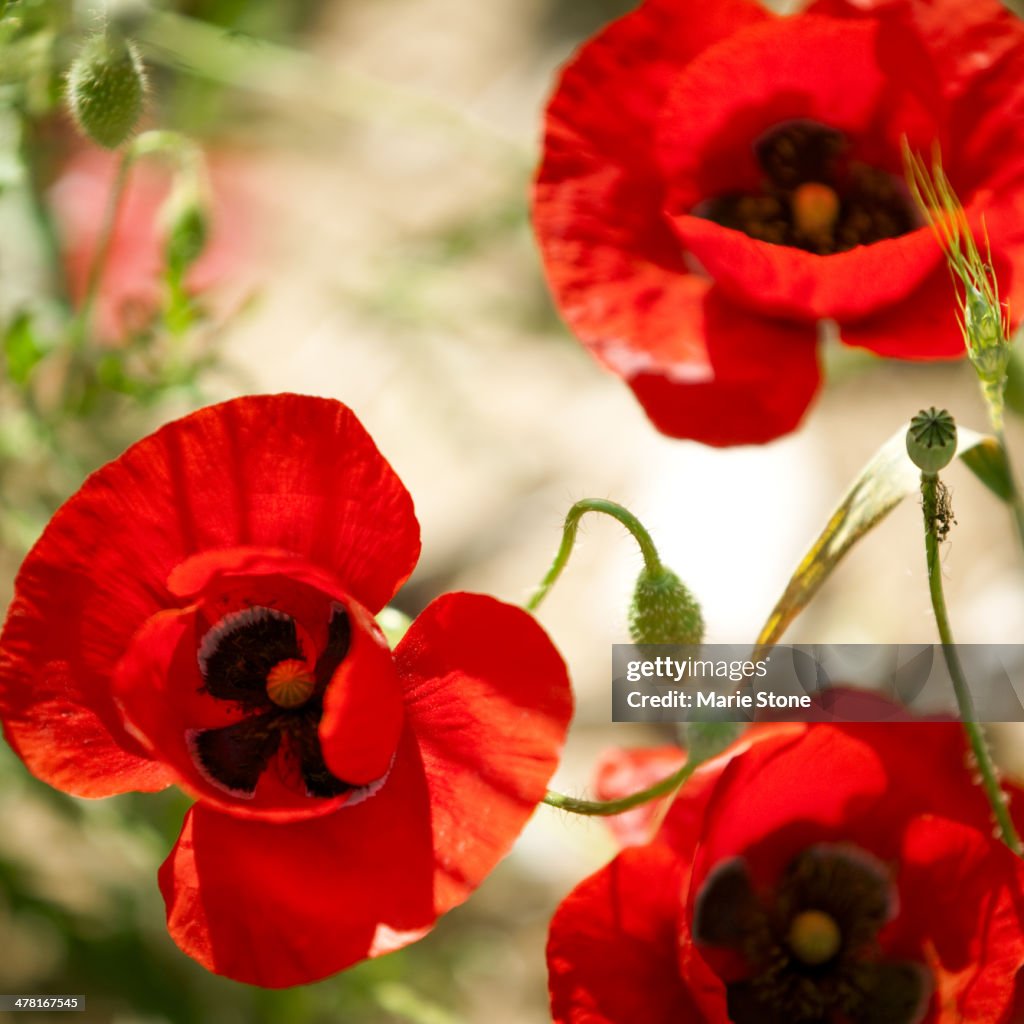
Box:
266;659;315;708
791;182;840;240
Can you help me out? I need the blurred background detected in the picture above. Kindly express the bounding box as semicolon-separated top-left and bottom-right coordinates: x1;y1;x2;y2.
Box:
2;0;1024;1021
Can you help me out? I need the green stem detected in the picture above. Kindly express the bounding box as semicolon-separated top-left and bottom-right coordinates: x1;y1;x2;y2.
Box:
543;757;697;816
526;498;663;613
18;111;71;313
921;472;1023;855
70;147;135;350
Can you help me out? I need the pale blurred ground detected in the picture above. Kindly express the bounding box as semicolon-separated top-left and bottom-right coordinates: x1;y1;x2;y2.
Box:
3;0;1024;1021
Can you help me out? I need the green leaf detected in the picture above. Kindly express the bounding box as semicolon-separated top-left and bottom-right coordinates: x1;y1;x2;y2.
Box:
960;436;1014;502
3;312;46;384
754;423;996;651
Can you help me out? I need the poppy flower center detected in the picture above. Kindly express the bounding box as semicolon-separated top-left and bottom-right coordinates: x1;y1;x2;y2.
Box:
692;844;930;1023
189;604;356;800
696;121;916;255
266;659;316;708
788;909;841;966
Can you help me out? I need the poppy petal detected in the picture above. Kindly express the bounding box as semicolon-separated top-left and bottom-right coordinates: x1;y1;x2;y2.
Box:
882;814;1024;1020
0;574;173;797
671;215;941;323
547;844;697;1024
686;724;1007;917
0;395;419;796
317;599;404;788
835;269;968;359
159;727;437;987
809;0;1024;110
392;592;573;912
626;285;821;446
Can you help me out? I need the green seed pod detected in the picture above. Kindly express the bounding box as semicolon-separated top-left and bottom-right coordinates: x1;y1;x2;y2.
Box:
629;566;704;647
906;407;957;475
67;34;146;149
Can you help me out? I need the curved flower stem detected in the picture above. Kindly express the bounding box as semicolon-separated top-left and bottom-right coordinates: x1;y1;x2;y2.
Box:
543;757;698;817
70;147;135;351
921;472;1024;855
526;498;662;613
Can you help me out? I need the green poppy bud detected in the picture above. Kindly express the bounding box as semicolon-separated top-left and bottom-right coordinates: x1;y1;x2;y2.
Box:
629;566;704;646
67;34;146;149
906;407;957;475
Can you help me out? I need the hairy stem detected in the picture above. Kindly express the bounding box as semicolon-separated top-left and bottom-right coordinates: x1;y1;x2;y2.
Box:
921;472;1023;855
543;757;697;816
526;498;662;613
70;148;135;350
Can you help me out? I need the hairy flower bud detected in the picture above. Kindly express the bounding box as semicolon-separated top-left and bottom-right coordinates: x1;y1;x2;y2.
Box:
67;34;146;149
964;283;1011;385
904;146;1014;423
906;407;957;475
629;566;704;646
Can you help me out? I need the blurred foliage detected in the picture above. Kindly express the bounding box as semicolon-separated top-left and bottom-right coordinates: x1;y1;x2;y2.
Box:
0;2;233;573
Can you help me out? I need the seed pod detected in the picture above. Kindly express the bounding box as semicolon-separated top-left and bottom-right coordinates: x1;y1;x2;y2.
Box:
629;566;704;647
67;34;146;149
906;407;957;475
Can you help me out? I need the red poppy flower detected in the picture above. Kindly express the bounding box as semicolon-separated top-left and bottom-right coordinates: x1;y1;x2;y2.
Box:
0;394;573;987
533;0;1024;445
548;724;1024;1022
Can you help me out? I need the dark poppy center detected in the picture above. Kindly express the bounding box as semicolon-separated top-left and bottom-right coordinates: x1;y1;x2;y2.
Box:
692;844;930;1024
190;604;355;800
697;121;917;255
